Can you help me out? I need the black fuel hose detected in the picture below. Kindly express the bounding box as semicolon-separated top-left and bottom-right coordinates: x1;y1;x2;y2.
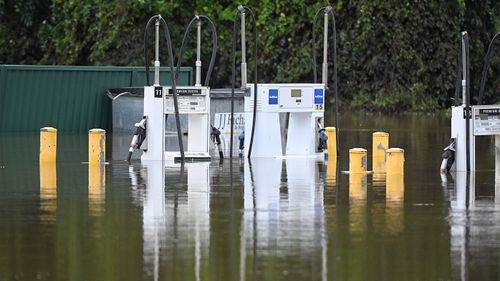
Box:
143;15;185;162
312;6;339;158
230;5;258;159
175;15;218;87
478;32;500;105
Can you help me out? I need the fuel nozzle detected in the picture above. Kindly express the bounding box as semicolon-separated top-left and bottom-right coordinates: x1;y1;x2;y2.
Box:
127;116;147;163
211;125;224;159
238;130;245;158
318;128;328;151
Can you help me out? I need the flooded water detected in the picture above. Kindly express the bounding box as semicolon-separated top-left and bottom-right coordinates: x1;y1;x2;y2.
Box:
1;113;500;281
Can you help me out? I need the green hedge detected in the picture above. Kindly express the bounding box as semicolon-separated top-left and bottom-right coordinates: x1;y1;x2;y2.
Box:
1;0;500;111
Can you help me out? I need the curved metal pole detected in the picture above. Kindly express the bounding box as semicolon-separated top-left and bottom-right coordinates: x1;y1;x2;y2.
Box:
175;15;218;87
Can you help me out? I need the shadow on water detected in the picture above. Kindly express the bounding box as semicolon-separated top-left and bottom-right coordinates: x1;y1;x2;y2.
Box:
1;113;500;280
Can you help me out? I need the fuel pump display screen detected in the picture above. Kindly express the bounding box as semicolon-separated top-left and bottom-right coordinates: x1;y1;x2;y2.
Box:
291;89;302;98
473;105;500;135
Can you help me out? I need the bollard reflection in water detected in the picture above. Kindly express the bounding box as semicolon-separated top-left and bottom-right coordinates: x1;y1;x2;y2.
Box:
39;161;57;221
349;172;367;201
385;172;404;234
88;163;106;215
372;172;386;188
326;157;337;187
349;172;367;235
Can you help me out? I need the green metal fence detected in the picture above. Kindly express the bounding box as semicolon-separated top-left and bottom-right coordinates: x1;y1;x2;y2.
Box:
0;65;192;133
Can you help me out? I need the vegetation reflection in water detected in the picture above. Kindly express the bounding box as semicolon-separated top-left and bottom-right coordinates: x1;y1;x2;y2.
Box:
1;114;500;280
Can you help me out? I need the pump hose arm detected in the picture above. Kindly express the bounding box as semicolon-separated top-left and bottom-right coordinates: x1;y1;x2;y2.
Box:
144;15;160;86
230;5;258;159
454;34;463;106
175;15;218;86
312;6;339;158
143;15;184;162
478;32;500;105
312;7;326;84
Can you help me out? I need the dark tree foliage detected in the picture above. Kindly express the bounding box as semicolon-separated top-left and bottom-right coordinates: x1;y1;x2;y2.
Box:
0;0;499;112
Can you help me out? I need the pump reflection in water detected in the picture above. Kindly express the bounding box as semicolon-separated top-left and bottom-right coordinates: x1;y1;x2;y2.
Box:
242;158;327;280
450;172;474;281
157;162;210;280
39;161;57;221
286;158;327;281
186;162;210;281
142;161;166;281
243;158;281;251
88;163;105;215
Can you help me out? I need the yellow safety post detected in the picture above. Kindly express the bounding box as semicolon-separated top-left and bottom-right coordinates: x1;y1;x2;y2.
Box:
372;132;389;174
326;157;337;187
386;148;404;206
325;127;337;160
39;161;57;215
40;127;57;162
386;148;404;177
89;129;106;164
89;163;106;215
349;148;367;174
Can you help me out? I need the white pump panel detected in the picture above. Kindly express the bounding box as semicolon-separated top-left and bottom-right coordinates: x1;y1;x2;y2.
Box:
450;104;500;172
141;86;211;162
244;83;324;158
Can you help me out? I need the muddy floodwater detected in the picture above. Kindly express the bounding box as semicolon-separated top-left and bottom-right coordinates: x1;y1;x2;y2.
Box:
1;113;499;281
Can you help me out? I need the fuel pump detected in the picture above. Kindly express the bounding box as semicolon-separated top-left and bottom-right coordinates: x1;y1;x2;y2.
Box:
443;31;500;173
175;15;219;161
230;5;338;159
139;15;184;163
141;15;217;163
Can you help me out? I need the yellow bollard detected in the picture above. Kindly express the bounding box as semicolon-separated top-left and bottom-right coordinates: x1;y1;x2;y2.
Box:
89;129;106;164
386;148;404;177
372;132;389;174
326;157;337;187
325;127;337;160
40;127;57;162
349;148;367;174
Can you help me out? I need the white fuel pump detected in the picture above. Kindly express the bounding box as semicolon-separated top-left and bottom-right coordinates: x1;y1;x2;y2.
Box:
230;5;337;159
447;32;475;172
141;15;217;163
244;83;325;158
444;32;500;173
